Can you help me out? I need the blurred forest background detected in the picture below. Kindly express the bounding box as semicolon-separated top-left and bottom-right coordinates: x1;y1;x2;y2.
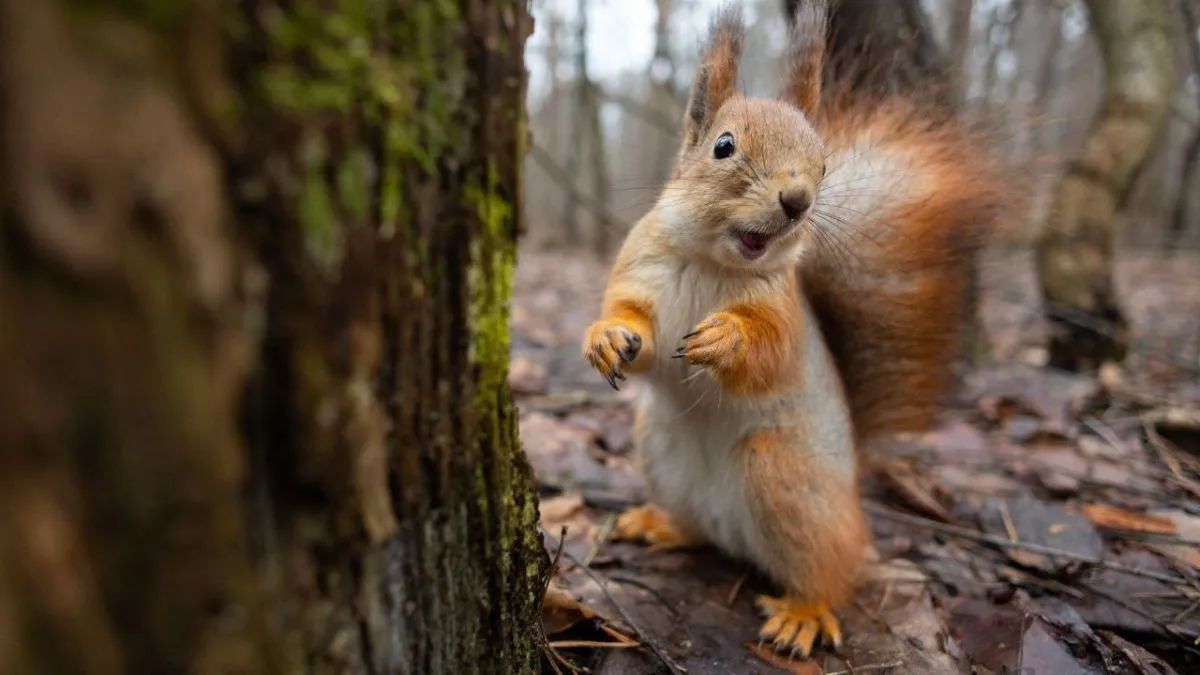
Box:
517;2;1200;672
518;0;1200;382
525;0;1200;249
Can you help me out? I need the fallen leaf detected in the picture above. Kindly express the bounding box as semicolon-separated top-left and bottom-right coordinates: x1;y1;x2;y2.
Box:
1018;618;1092;675
543;581;597;635
979;496;1104;573
1080;504;1177;535
508;353;548;394
1146;509;1200;570
540;491;585;524
1099;629;1180;675
874;457;952;522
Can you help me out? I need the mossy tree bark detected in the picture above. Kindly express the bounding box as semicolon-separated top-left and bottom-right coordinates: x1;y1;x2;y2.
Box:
1035;0;1174;370
0;1;541;674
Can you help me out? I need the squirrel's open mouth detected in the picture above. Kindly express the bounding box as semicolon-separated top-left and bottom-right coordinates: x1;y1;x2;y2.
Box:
731;223;795;261
735;230;770;259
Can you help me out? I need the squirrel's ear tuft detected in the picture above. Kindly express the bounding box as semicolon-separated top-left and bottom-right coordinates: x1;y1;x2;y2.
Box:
682;5;744;151
781;0;827;116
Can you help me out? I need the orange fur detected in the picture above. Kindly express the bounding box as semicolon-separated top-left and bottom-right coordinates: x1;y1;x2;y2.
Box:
780;0;827;116
681;7;745;152
680;298;803;396
805;96;1008;441
740;428;868;609
612;503;702;550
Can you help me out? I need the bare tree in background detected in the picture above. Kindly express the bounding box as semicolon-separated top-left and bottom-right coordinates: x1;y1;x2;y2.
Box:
560;0;586;245
948;0;976;103
560;0;613;255
1036;0;1175;370
0;1;543;672
650;0;682;180
1171;0;1200;244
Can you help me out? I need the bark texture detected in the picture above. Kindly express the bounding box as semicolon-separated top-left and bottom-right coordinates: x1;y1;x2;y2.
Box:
1035;0;1174;369
0;1;541;674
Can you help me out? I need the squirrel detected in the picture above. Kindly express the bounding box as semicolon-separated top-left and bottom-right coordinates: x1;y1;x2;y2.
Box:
581;0;1004;659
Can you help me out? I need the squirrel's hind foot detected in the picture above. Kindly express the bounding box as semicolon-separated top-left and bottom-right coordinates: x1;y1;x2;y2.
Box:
755;594;842;658
611;503;699;551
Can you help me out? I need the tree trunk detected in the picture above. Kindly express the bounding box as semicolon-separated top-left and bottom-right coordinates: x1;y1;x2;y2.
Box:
0;2;542;674
948;0;976;104
1035;0;1174;370
818;0;948;100
1169;0;1200;245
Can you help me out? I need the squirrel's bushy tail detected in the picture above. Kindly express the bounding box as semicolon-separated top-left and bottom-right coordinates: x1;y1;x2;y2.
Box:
785;0;1009;443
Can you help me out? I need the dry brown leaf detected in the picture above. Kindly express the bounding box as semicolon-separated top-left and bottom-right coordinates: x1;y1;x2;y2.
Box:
874;457;952;522
508;353;548;395
1146;510;1200;570
1098;629;1179;675
743;642;823;674
543;582;596;635
1080;504;1178;535
540;491;585;524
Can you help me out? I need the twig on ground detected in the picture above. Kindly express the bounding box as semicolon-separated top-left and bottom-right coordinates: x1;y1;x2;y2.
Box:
586;514;617;566
541;525;583;675
1081;581;1200;651
599;623;641;646
865;502;1192;586
544;526;687;675
549;639;638;649
608;574;682;619
826;660;905;675
998;500;1019;544
726;573;749;606
1083;416;1130;456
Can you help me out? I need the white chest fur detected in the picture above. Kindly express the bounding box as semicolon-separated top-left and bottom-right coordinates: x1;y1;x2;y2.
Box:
627;255;854;569
632;260;783;562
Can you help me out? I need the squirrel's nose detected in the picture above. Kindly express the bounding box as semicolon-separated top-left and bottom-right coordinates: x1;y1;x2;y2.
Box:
779;188;812;220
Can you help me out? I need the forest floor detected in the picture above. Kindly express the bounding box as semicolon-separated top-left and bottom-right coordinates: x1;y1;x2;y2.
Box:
513;244;1200;675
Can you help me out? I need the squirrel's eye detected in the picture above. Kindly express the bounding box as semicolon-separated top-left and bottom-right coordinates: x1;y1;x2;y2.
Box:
713;132;736;160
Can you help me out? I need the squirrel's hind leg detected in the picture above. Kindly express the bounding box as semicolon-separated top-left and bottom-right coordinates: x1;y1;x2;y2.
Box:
611;503;703;551
739;428;868;657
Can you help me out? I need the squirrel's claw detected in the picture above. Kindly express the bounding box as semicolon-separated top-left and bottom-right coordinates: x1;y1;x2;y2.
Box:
677;313;743;370
583;320;643;390
755;595;841;659
619;333;642;363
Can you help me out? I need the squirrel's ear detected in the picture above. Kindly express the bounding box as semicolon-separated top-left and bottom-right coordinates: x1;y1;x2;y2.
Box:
682;6;744;151
780;0;827;116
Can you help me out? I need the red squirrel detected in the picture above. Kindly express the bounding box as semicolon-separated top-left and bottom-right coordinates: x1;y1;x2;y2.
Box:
581;0;1004;658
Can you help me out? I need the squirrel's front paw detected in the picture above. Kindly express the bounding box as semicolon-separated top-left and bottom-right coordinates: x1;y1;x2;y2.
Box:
674;312;744;372
582;319;643;390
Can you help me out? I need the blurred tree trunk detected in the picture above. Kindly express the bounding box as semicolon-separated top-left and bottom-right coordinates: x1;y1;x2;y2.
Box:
818;0;948;97
560;0;587;246
650;0;681;181
1035;0;1174;370
0;2;542;674
574;0;612;256
948;0;976;103
1170;0;1200;244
